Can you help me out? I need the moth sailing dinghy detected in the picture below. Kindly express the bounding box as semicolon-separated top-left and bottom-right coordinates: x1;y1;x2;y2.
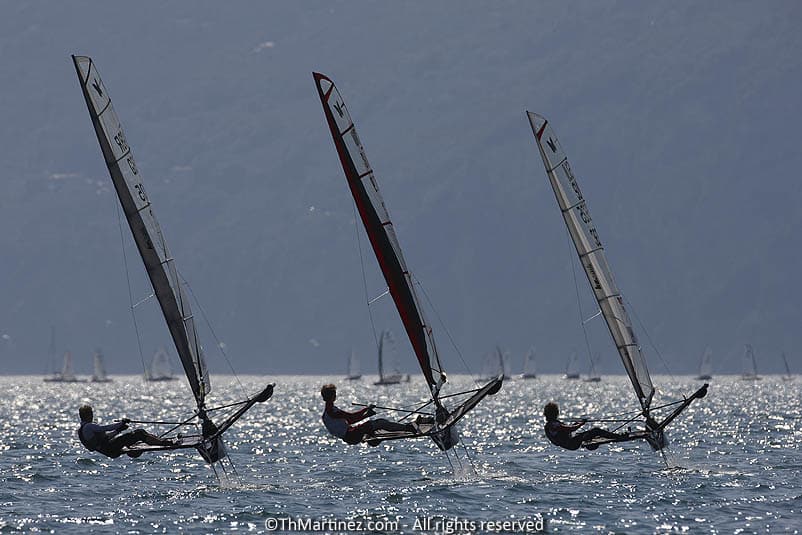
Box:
73;55;273;463
314;72;502;450
527;112;707;451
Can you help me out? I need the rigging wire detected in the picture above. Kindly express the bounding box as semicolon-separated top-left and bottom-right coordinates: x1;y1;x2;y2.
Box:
450;443;465;472
412;275;478;386
179;272;246;398
458;437;479;475
623;295;676;383
565;227;597;379
114;201;149;380
158;411;201;439
350;201;382;359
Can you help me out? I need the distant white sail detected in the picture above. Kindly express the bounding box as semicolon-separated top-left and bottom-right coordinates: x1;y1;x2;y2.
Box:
521;346;537;378
563;351;580;379
61;351;77;381
527;112;654;412
146;347;175;381
73;55;210;407
91;350;111;382
346;350;361;380
376;331;406;385
584;352;601;382
697;347;713;379
741;344;760;380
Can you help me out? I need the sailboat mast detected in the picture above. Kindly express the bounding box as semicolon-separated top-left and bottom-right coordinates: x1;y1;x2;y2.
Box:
378;331;385;381
749;345;757;377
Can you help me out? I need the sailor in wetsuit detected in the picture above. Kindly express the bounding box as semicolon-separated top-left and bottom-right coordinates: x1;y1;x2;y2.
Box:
543;402;625;450
77;404;175;458
320;384;416;446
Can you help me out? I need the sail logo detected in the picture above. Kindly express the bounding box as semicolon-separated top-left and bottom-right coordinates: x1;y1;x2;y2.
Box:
333;100;345;118
547;137;558;152
92;79;103;97
585;260;603;291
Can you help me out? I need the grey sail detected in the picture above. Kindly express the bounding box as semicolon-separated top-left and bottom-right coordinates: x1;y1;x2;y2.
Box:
527;112;655;412
73;56;210;408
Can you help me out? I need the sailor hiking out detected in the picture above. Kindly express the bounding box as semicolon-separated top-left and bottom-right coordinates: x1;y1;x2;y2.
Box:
321;384;416;446
77;404;174;458
543;402;626;451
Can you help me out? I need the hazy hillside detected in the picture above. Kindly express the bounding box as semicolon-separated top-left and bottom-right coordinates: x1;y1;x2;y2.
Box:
0;2;800;376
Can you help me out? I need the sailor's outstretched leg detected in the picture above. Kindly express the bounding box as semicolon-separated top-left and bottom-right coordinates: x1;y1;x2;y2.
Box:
107;429;175;457
370;418;417;434
578;428;627;442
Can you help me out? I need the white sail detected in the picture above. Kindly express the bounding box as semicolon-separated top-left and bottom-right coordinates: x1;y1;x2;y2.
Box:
73;56;210;407
346;350;361;379
376;330;405;384
564;351;580;379
145;347;174;380
585;352;601;381
522;346;537;378
698;347;713;378
92;351;109;381
528;112;655;411
61;352;77;381
742;344;760;380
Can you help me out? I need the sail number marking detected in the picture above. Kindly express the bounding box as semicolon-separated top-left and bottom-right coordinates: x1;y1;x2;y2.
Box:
113;130;130;154
562;161;601;248
134;183;148;202
113;130;139;176
127;156;139;175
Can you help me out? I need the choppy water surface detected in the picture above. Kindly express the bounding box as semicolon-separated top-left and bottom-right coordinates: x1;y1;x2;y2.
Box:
0;375;800;533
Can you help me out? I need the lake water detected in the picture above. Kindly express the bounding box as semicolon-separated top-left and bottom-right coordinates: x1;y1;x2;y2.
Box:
0;374;799;533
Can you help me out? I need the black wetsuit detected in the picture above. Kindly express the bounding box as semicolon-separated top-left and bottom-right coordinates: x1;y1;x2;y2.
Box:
544;419;622;450
78;421;153;458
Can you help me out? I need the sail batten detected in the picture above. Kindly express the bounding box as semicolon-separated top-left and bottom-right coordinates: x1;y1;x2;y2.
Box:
528;111;655;412
314;72;444;397
73;55;210;408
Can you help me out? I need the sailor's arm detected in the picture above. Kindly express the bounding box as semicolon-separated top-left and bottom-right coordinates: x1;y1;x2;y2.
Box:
344;406;373;423
329;406;372;424
94;421;128;432
563;419;586;432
